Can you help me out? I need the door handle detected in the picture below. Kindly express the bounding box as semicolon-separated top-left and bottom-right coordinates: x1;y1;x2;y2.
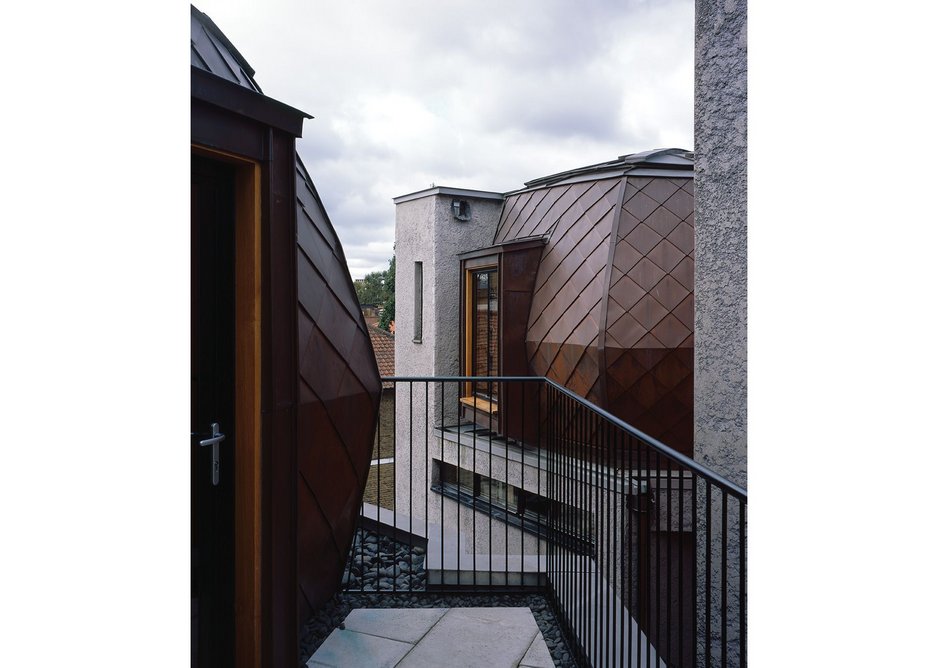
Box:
198;423;225;486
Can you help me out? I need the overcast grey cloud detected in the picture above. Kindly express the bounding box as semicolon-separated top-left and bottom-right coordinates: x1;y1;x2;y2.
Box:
194;0;693;278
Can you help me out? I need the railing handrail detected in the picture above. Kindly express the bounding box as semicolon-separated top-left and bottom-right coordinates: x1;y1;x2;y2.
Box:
383;375;748;501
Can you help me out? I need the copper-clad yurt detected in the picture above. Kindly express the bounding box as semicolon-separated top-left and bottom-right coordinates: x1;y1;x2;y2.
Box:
475;149;694;455
190;6;380;666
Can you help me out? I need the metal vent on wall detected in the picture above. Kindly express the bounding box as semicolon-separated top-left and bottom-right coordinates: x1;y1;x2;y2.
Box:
452;199;471;221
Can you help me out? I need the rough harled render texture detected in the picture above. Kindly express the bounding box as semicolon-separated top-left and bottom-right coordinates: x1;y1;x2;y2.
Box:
394;190;503;513
695;1;747;667
694;0;747;486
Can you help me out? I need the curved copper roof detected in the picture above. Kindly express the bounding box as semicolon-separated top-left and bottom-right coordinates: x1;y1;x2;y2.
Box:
494;151;695;454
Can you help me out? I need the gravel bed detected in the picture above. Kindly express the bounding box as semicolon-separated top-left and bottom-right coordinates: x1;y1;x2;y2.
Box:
298;529;578;667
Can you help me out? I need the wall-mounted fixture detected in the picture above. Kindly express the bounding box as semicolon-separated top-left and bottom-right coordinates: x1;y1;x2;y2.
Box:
452;199;471;222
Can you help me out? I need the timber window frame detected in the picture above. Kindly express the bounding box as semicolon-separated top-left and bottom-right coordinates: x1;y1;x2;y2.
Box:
461;259;499;413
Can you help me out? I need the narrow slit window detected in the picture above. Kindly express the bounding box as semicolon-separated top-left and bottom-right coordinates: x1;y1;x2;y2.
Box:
413;261;423;343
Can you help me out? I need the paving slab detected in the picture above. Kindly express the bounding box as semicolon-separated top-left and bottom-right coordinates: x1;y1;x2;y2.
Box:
308;627;413;668
519;633;554;668
342;608;448;644
397;607;541;668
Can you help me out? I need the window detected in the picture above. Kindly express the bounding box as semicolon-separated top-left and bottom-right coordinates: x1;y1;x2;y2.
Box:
413;261;423;343
463;265;498;409
434;460;593;553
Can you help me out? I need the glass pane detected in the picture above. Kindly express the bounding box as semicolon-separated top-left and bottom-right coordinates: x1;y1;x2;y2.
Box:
458;467;475;492
471;268;499;399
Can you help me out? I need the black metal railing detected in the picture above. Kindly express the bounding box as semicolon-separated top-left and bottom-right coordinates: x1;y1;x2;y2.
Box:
345;377;747;668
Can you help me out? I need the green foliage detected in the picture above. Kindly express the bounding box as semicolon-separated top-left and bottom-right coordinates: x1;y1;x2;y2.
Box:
378;255;395;331
378;294;395;331
355;255;396;332
355;261;390;305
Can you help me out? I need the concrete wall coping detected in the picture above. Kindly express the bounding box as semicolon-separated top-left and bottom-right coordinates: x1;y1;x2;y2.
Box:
393;186;505;204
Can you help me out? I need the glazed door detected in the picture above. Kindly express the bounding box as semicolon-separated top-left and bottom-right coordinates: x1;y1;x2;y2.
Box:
191;154;236;667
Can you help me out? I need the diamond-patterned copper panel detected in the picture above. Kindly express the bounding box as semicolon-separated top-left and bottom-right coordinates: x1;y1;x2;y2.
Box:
627;257;667;292
601;175;694;454
503;178;621;404
295;157;382;614
494;172;694;456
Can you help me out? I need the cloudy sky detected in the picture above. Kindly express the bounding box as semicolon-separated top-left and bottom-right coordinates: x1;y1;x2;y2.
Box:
194;0;694;279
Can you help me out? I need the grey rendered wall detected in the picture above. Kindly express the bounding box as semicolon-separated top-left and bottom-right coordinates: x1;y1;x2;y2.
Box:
394;193;501;515
694;0;747;486
694;1;747;666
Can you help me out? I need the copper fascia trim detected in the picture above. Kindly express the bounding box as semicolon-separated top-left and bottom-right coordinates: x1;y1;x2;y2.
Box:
457;235;549;260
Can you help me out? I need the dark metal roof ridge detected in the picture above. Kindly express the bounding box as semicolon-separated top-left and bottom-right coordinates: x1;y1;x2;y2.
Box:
505;170;629;196
456;234;549;259
191;5;259;87
616;147;694;163
520;148;693;189
392;185;504;205
191;66;312;137
189;5;264;93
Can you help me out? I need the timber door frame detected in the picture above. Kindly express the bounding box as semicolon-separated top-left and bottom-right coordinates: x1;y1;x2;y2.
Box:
192;145;263;668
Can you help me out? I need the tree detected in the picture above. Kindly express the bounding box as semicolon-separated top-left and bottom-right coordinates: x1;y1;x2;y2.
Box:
355;267;389;306
378;255;395;332
354;255;395;332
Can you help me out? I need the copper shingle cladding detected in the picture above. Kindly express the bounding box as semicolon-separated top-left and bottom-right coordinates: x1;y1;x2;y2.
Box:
493;156;694;455
295;157;382;618
192;1;382;636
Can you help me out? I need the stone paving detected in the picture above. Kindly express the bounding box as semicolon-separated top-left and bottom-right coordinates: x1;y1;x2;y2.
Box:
299;591;575;667
298;529;576;667
307;607;554;668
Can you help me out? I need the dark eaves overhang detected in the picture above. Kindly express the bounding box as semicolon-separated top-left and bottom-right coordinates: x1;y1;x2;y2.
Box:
191;66;312;138
457;235;549;261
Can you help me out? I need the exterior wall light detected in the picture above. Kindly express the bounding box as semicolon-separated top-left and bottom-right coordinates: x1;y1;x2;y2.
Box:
452;199;471;221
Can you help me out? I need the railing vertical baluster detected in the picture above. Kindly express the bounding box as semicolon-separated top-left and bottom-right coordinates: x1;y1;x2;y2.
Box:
564;392;570;644
590;406;595;663
638;444;654;668
407;380;414;593
450;383;462;585
679;467;684;666
536;381;542;587
546;384;552;596
488;380;494;592
423;380;429;591
440;380;448;589
626;433;632;668
574;406;589;652
604;416;611;666
740;497;746;668
706;481;712;668
593;409;600;664
347;377;745;667
616;427;623;668
690;471;700;666
666;458;672;666
722;490;728;668
656;450;661;668
518;380;525;587
567;392;573;657
561;391;568;645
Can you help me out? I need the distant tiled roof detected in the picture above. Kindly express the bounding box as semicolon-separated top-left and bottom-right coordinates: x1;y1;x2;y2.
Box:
368;326;395;387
